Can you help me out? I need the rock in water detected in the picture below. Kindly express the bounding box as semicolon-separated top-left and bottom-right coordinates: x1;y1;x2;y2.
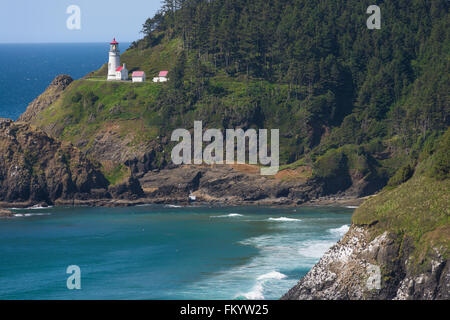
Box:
0;209;13;218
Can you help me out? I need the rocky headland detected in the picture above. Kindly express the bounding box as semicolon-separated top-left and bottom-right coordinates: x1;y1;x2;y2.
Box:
282;225;449;300
0;118;142;208
282;167;450;300
0;74;384;209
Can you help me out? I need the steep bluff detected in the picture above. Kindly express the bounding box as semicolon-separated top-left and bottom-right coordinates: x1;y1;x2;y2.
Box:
282;165;450;300
282;225;449;300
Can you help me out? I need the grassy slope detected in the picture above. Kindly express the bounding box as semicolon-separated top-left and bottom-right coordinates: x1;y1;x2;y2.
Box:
352;131;450;271
32;79;164;184
37;80;161;144
33;36;323;171
353;175;449;248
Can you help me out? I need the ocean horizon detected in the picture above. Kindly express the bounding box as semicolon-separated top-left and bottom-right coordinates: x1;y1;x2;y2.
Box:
0;42;130;120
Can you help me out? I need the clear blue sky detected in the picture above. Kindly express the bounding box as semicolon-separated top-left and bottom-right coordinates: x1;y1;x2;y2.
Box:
0;0;162;43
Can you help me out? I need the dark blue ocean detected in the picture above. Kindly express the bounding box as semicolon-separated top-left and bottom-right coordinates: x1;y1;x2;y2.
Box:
0;43;129;120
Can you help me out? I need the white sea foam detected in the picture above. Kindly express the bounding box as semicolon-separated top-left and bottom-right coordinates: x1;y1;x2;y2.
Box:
182;212;351;300
165;204;183;208
236;271;288;300
257;271;287;281
267;217;301;222
211;213;243;218
345;205;359;209
328;224;350;236
13;212;50;217
297;240;337;259
238;283;265;300
27;205;53;210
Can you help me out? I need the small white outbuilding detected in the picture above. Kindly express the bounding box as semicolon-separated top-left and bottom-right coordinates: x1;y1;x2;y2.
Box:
115;64;128;81
132;71;146;82
153;71;169;83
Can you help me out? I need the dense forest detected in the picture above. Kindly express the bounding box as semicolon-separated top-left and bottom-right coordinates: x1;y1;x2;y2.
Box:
131;0;449;182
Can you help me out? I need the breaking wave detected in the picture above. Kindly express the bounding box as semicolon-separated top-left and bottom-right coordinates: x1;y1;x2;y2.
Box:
328;224;350;236
27;205;53;210
267;217;301;222
13;213;50;217
237;283;265;300
211;213;244;218
297;240;338;259
257;271;287;281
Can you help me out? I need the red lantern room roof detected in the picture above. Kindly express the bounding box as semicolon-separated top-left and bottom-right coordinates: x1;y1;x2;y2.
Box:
110;38;119;45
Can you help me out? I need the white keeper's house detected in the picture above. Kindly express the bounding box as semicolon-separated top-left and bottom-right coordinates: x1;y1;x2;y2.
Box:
132;71;146;82
107;38;128;81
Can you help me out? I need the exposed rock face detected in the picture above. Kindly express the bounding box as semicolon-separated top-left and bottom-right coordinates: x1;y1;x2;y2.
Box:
138;165;329;204
109;176;144;200
0;208;13;218
0;119;109;205
18;75;73;122
282;226;449;300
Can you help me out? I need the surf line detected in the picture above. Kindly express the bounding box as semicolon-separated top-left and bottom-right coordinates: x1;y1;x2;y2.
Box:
180;304;214;318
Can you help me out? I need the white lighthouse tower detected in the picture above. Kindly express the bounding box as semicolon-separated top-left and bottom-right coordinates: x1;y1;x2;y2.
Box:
107;38;121;80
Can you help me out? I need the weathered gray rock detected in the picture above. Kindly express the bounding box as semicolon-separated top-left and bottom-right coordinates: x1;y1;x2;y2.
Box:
282;226;449;300
138;165;322;204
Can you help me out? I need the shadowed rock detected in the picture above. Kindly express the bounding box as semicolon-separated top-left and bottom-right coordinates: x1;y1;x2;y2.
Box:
0;119;109;205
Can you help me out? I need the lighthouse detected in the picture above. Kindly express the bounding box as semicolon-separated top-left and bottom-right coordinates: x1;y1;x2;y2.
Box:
107;38;125;80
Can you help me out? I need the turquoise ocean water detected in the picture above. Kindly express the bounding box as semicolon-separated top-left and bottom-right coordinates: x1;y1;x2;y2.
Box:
0;205;352;299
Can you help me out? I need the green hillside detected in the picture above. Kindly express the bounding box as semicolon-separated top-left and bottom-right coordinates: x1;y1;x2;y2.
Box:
353;128;450;272
30;0;449;191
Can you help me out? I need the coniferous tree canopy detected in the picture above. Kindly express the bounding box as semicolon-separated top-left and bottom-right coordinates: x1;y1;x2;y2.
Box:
139;0;448;132
133;0;450;181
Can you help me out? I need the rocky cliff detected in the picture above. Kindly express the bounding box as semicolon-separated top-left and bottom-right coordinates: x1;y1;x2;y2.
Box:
282;157;450;300
0;118;143;207
138;164;331;205
282;225;449;300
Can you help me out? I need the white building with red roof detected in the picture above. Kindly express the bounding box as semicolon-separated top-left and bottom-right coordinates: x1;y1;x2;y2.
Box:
115;64;128;81
153;71;169;83
107;38;128;81
132;71;146;82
